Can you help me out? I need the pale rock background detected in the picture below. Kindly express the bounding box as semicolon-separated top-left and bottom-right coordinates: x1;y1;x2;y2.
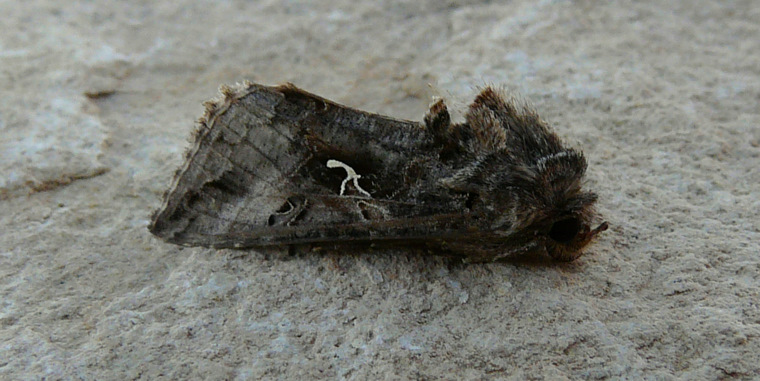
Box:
1;1;759;379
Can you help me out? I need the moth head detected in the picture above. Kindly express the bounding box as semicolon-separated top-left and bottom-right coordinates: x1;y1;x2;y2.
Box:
524;150;605;261
544;210;608;262
529;150;604;261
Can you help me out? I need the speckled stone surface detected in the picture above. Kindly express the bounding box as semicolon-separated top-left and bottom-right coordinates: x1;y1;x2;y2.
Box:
1;1;758;379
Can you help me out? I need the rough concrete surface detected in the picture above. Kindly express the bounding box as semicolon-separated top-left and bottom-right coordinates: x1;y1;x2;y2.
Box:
1;1;759;379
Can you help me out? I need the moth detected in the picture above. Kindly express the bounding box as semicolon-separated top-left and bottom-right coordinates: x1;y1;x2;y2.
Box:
149;81;607;262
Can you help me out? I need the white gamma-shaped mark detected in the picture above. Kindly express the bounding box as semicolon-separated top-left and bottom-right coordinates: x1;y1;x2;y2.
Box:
326;159;372;198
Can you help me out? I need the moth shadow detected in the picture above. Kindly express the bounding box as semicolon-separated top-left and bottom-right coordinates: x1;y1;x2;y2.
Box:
495;252;572;268
228;243;584;272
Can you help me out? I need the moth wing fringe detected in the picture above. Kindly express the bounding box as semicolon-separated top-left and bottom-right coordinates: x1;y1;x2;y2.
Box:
150;81;263;235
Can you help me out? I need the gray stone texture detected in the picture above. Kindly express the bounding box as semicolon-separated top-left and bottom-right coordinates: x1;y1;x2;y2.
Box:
1;1;758;379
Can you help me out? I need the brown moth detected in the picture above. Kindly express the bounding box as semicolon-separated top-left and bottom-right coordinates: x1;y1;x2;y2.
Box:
149;81;607;262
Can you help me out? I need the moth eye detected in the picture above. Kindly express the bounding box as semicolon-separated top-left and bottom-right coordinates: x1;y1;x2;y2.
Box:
549;218;581;243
